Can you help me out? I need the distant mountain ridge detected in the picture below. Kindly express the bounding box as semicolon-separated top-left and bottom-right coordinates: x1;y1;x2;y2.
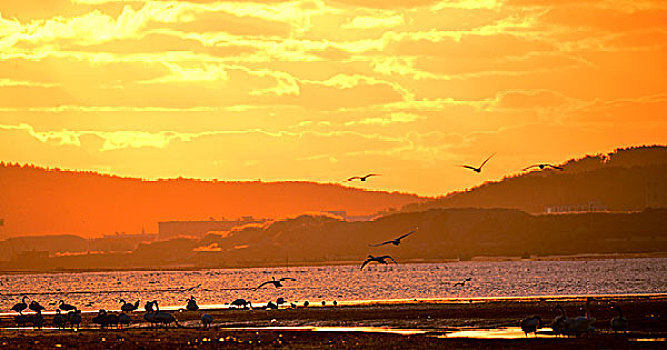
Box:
0;164;424;238
403;146;667;214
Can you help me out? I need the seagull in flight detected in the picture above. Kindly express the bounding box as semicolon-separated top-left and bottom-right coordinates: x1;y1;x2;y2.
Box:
255;277;297;290
461;154;495;173
346;173;380;182
370;229;416;247
360;255;398;270
523;163;564;171
453;277;472;287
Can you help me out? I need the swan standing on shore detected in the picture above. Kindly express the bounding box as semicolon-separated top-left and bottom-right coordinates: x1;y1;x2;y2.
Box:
53;309;67;329
11;296;28;314
68;310;82;330
29;300;45;313
550;304;570;337
119;313;132;328
120;299;140;312
569;297;596;337
230;299;252;309
58;300;77;312
201;313;213;328
610;305;629;332
152;301;180;328
520;315;541;337
185;296;199;311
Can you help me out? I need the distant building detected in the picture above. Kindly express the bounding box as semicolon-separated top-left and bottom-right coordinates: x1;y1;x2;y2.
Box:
545;201;608;214
158;217;268;240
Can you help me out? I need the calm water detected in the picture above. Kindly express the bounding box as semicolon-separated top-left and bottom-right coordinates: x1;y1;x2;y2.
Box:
1;258;665;313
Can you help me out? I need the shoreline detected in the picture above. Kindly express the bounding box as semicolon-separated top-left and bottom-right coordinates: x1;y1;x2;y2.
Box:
1;251;665;275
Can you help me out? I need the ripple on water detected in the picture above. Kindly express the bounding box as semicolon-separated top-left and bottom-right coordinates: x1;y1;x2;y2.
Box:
0;258;665;311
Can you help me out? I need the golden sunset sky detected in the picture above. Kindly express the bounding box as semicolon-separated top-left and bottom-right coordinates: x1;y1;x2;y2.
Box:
0;0;665;196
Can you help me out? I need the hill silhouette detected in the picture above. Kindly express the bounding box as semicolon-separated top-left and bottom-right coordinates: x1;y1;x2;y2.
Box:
402;146;667;214
0;164;424;238
187;208;667;267
2;208;665;271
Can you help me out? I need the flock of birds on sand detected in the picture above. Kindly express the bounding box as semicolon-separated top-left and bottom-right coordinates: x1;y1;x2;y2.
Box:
7;293;339;330
520;297;629;338
4;155;629;336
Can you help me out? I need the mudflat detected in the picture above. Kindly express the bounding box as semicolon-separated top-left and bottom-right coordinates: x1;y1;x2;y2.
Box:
1;295;665;349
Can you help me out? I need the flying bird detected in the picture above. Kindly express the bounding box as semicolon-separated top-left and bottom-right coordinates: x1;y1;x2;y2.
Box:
523;163;564;171
346;174;380;182
360;255;397;270
453;277;472;287
370;229;416;247
255;277;297;290
461;153;495;173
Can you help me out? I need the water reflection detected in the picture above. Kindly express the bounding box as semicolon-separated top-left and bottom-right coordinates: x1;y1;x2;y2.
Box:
442;327;557;339
0;258;665;312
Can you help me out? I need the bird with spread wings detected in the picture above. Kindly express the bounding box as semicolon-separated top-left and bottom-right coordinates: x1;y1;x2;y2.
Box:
346;173;380;182
461;153;495;173
360;255;398;270
522;163;564;171
369;229;416;247
255;277;297;290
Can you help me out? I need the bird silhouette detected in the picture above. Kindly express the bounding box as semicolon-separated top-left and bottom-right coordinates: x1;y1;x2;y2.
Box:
53;309;67;329
201;313;213;328
453;277;472;287
29;300;45;313
11;296;28;314
520;315;542;337
550;304;570;337
144;300;155;312
118;313;131;328
152;301;180;328
461;154;495;173
360;255;397;270
92;309;110;329
230;298;252;309
119;299;140;312
67;310;82;330
523;163;563;171
185;296;199;311
346;173;380;182
255;277;297;289
610;305;629;332
569;297;596;337
370;229;416;247
58;300;77;312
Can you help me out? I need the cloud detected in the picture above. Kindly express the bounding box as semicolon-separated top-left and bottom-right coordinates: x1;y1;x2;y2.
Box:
344;112;422;126
343;14;405;29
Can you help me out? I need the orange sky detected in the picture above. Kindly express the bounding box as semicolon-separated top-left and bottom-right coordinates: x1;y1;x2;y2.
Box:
0;0;665;196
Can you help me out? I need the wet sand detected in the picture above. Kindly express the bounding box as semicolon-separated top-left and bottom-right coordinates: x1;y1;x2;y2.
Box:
1;295;666;349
